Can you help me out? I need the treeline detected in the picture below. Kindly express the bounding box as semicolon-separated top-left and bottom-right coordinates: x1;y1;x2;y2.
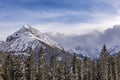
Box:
0;45;120;80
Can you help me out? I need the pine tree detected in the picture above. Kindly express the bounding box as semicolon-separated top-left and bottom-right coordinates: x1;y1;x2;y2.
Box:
25;48;35;80
114;52;120;80
20;60;26;80
109;57;116;80
12;56;22;80
49;55;57;80
96;59;102;80
3;54;14;80
56;64;61;80
71;53;79;80
55;60;70;80
60;60;68;80
88;59;95;80
36;47;48;80
100;44;110;80
77;60;82;80
83;57;89;80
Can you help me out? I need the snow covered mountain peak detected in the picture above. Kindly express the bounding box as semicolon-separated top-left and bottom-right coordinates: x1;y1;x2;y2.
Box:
0;25;63;53
15;25;42;36
23;25;31;29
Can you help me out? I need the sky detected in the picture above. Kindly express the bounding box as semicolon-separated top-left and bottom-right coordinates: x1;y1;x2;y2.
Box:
0;0;120;40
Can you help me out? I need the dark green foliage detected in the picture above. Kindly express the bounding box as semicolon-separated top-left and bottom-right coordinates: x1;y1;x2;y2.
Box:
49;55;57;80
3;54;13;80
12;57;22;80
1;44;120;80
36;47;48;80
25;48;36;80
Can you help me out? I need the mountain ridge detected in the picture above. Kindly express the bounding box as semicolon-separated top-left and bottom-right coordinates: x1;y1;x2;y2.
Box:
0;25;63;52
1;25;120;59
0;25;72;64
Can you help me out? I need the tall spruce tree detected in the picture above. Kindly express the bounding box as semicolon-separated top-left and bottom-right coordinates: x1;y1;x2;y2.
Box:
114;52;120;80
12;57;22;80
55;60;70;80
100;44;110;80
50;55;57;80
83;57;89;80
96;59;102;80
71;53;79;80
77;60;82;80
36;47;48;80
109;57;116;80
88;59;95;80
3;54;14;80
60;60;68;80
25;48;35;80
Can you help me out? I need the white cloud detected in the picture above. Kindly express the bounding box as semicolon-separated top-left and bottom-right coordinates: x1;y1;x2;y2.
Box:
0;5;120;40
32;11;120;35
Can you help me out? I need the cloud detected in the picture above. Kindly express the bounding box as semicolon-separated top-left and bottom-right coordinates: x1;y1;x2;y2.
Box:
47;25;120;58
0;0;120;41
0;9;120;40
31;10;120;35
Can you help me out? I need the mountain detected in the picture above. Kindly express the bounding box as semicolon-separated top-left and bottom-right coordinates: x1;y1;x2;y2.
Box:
0;25;72;63
47;25;120;58
1;25;120;60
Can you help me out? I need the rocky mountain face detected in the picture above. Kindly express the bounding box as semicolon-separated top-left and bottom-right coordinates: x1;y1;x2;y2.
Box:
0;25;72;63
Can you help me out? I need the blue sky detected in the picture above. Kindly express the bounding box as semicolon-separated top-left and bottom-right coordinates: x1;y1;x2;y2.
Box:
0;0;120;40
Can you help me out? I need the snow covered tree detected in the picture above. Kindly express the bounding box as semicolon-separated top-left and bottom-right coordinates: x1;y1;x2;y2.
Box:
100;44;110;80
88;60;96;80
25;48;35;80
82;57;90;80
3;54;14;80
12;57;22;80
96;59;102;80
109;57;116;80
36;47;48;80
49;55;57;80
77;60;82;80
60;60;68;80
55;60;70;80
114;52;120;80
71;53;79;80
